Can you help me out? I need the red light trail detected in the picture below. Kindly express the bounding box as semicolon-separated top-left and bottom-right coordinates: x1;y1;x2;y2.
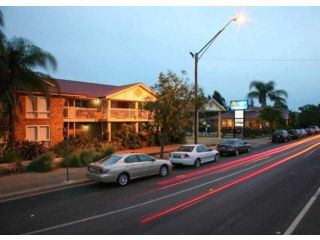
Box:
141;141;320;224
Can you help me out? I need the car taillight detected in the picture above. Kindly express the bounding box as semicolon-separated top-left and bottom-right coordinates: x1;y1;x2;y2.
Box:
184;154;190;158
100;169;108;174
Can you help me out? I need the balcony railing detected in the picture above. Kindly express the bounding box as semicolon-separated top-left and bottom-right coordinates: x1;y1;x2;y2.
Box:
63;107;102;120
108;108;152;121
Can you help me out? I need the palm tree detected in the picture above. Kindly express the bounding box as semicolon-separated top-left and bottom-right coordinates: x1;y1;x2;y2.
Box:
247;80;288;107
0;37;60;150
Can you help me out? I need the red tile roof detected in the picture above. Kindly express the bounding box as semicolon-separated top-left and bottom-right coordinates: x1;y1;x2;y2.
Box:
51;79;139;98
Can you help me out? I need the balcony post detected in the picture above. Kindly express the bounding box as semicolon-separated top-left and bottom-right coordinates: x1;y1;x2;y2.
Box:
107;99;111;119
107;122;111;142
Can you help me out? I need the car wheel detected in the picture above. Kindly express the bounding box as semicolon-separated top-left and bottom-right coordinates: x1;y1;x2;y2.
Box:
235;150;239;156
159;165;169;177
247;147;251;153
194;159;201;168
117;173;129;186
214;154;219;162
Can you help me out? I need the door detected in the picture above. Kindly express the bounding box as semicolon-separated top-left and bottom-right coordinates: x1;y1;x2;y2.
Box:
138;154;158;176
124;155;145;178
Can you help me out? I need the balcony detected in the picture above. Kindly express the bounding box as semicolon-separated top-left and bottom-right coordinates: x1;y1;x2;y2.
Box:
63;107;102;122
108;108;153;122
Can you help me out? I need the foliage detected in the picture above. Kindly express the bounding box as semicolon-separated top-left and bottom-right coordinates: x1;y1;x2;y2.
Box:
260;106;285;128
114;124;142;150
28;152;54;172
79;149;96;166
288;110;300;128
298;104;320;127
61;153;81;168
0;150;19;163
16;140;48;161
144;71;194;157
247;80;288;107
99;146;115;159
0;36;59;151
212;90;228;110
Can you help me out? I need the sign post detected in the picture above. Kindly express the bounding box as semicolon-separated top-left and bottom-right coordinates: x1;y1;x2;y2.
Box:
63;127;69;182
230;100;248;139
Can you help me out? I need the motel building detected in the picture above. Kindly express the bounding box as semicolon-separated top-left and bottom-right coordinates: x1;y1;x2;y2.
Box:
10;79;157;146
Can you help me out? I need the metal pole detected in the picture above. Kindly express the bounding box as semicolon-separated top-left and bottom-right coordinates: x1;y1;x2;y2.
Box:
65;137;69;182
194;52;199;144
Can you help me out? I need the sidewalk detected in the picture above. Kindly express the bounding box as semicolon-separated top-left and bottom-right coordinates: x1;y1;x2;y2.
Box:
0;137;270;202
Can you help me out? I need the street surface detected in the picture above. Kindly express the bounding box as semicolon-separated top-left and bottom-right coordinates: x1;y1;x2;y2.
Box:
1;135;320;234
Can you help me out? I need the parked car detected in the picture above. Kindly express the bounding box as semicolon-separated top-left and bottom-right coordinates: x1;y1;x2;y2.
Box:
309;126;320;134
86;153;172;186
169;144;219;168
216;139;252;156
272;130;291;143
298;129;308;137
288;129;300;140
305;128;315;136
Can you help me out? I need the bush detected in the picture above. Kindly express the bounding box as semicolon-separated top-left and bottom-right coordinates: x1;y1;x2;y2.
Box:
61;153;81;167
28;152;54;172
0;150;19;163
16;141;48;161
79;149;96;166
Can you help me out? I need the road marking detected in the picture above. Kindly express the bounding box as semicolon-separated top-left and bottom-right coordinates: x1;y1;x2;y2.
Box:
284;184;320;235
24;159;276;235
24;141;319;234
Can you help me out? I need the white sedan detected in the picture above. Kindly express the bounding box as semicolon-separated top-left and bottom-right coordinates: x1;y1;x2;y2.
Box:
169;144;219;168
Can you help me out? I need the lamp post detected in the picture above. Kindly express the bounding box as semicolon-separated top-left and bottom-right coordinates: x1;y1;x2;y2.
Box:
190;15;245;144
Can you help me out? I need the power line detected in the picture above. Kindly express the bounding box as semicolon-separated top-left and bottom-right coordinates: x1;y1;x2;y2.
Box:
201;57;320;62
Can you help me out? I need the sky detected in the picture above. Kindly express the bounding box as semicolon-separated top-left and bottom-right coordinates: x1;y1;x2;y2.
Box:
2;6;320;110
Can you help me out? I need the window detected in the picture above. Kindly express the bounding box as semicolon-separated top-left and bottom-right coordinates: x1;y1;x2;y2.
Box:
138;154;154;162
26;96;50;118
124;155;140;163
26;125;50;141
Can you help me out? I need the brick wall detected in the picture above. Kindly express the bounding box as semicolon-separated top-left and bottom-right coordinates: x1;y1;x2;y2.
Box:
15;95;64;146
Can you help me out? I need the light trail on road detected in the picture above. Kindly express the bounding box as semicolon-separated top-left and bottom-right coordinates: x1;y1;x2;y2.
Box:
138;135;320;196
141;141;320;224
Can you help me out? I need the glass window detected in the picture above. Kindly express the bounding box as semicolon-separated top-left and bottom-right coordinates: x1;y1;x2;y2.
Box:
138;154;154;162
26;126;37;141
124;155;140;164
221;140;236;145
196;146;203;152
99;155;122;166
177;146;195;152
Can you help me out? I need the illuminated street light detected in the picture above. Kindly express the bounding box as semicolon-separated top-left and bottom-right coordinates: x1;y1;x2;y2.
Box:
190;14;247;144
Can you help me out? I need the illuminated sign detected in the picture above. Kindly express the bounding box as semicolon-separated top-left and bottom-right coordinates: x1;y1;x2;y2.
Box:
230;100;248;110
235;110;244;118
235;119;244;127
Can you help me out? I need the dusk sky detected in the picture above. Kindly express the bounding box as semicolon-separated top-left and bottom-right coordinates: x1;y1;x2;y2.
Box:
3;7;320;110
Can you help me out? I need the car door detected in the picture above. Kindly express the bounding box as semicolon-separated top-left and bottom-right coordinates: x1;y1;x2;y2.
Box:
138;154;158;176
124;155;144;179
196;145;205;163
201;145;213;162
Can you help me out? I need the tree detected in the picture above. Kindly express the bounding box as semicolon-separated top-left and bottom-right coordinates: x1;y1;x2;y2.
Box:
298;104;320;127
247;80;288;107
0;37;60;150
144;71;193;158
260;106;285;129
212;90;227;109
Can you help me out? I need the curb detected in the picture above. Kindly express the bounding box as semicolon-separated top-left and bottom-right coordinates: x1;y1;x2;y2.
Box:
0;179;92;203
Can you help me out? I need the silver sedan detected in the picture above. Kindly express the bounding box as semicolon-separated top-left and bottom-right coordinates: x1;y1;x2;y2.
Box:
86;153;172;186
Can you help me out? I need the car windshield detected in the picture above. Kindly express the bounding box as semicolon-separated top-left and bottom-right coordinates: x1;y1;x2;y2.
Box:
274;130;283;134
177;146;195;152
98;155;122;166
220;140;236;145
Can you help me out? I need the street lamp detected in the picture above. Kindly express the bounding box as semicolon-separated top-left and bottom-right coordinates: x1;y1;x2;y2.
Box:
190;14;246;144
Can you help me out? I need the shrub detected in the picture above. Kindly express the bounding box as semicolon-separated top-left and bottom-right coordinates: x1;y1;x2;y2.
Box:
79;149;96;166
28;152;54;172
0;150;19;163
16;141;48;161
61;153;81;167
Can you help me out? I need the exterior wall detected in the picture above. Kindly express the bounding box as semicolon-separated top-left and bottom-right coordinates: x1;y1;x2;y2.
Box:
108;85;157;102
15;95;64;146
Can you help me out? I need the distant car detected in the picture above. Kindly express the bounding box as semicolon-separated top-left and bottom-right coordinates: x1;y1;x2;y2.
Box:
86;154;172;186
217;139;252;156
272;130;291;143
288;129;300;140
305;128;315;136
309;126;320;134
169;144;219;168
299;129;308;137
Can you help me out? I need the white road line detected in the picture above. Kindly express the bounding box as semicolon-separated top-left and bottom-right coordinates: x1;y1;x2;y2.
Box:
284;185;320;235
24;158;276;235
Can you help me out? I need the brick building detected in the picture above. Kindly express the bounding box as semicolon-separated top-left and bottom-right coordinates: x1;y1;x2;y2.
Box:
4;79;157;146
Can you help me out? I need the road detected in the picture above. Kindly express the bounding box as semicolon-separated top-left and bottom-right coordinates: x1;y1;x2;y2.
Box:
1;135;320;234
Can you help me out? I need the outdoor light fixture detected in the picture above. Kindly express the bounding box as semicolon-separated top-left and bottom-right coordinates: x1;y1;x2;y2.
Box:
94;99;101;105
191;14;247;144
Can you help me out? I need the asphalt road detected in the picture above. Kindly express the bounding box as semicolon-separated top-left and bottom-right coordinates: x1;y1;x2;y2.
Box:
1;135;320;235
